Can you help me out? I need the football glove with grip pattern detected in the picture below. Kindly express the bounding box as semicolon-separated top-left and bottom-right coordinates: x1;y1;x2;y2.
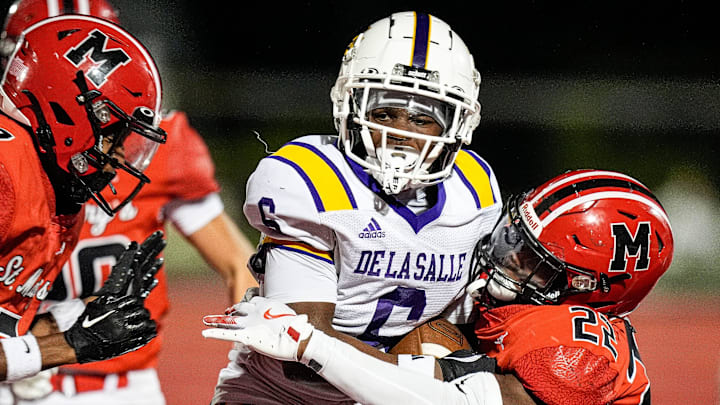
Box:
93;230;166;298
64;231;166;364
202;296;314;362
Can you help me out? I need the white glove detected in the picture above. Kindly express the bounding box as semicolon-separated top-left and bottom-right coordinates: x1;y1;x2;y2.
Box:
202;296;314;362
223;286;260;316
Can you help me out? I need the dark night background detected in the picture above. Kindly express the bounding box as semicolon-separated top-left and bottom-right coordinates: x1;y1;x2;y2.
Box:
1;1;718;288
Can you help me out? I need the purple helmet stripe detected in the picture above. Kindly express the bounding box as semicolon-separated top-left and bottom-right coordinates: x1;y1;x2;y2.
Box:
411;13;430;68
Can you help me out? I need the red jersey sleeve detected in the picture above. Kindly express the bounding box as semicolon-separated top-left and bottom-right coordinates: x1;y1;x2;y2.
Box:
475;305;650;405
159;111;220;200
0;163;16;244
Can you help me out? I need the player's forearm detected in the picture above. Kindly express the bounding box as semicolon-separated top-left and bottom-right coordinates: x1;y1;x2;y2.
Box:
300;330;487;405
288;301;441;379
29;314;60;337
186;212;257;303
302;320;444;379
0;333;76;382
37;333;77;368
322;327;398;363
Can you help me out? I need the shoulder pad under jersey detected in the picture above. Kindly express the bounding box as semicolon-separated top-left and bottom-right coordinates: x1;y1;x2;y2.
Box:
243;136;356;252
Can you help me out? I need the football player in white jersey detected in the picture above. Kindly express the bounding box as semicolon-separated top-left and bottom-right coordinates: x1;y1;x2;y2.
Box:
204;169;675;405
209;11;503;405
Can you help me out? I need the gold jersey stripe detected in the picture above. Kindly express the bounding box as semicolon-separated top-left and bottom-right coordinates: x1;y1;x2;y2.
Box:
272;144;355;212
455;150;496;208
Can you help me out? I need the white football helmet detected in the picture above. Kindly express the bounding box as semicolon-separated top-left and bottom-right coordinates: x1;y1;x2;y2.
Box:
331;11;481;194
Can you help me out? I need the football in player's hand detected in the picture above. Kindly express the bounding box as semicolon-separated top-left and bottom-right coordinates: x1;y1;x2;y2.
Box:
388;318;471;358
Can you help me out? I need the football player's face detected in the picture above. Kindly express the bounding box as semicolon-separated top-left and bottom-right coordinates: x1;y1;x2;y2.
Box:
100;136;126;173
368;107;443;151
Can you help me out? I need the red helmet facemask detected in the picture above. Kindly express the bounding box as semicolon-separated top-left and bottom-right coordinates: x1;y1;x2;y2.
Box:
471;170;674;317
0;15;166;215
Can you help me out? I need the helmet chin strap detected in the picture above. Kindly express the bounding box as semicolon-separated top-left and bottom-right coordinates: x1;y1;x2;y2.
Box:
20;89;84;215
486;276;519;302
360;125;446;195
374;145;418;194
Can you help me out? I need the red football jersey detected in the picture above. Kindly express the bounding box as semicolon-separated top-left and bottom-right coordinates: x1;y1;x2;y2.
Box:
475;304;650;405
51;111;220;374
0;116;82;338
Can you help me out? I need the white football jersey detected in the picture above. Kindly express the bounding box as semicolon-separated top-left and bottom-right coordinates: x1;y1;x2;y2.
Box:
212;135;502;405
243;135;502;346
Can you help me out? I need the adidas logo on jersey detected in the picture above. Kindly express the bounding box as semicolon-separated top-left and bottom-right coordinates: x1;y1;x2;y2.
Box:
359;218;385;239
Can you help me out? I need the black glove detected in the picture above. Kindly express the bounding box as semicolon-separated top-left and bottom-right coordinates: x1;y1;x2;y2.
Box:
64;295;157;363
436;349;498;382
94;230;166;298
64;231;166;364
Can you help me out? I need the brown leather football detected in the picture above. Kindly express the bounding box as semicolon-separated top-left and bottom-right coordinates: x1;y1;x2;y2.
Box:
388;318;471;358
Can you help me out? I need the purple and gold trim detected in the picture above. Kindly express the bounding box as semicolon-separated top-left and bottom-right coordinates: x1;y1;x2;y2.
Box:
347;157;446;234
269;142;357;213
262;236;334;264
453;150;497;209
410;12;432;68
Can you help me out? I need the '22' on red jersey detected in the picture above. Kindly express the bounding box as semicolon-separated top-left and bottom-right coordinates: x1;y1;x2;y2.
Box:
47;111;220;374
475;304;650;405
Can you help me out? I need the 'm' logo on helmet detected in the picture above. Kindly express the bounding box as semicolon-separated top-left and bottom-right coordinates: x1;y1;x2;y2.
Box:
64;29;131;88
609;222;651;272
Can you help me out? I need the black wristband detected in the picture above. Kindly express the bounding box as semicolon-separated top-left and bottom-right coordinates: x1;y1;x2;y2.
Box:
436;349;498;382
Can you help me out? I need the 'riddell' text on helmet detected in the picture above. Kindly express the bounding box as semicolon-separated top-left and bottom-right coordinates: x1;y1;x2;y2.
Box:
331;11;481;195
0;15;166;215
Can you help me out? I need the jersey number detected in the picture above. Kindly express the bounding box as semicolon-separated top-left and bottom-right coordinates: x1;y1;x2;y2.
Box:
48;238;128;300
570;306;618;360
570;307;647;386
357;286;426;347
258;197;281;232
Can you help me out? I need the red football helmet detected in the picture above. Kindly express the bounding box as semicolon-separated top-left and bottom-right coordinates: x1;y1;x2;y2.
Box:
0;15;165;215
1;0;120;61
472;169;674;316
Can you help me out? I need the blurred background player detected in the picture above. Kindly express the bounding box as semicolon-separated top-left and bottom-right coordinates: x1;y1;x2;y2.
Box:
204;169;674;405
0;10;166;399
210;11;502;405
0;1;257;403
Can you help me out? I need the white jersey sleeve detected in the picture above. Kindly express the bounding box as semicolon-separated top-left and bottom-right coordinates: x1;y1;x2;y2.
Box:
263;245;338;304
243;151;336;251
165;192;224;236
243;147;339;303
441;292;477;325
